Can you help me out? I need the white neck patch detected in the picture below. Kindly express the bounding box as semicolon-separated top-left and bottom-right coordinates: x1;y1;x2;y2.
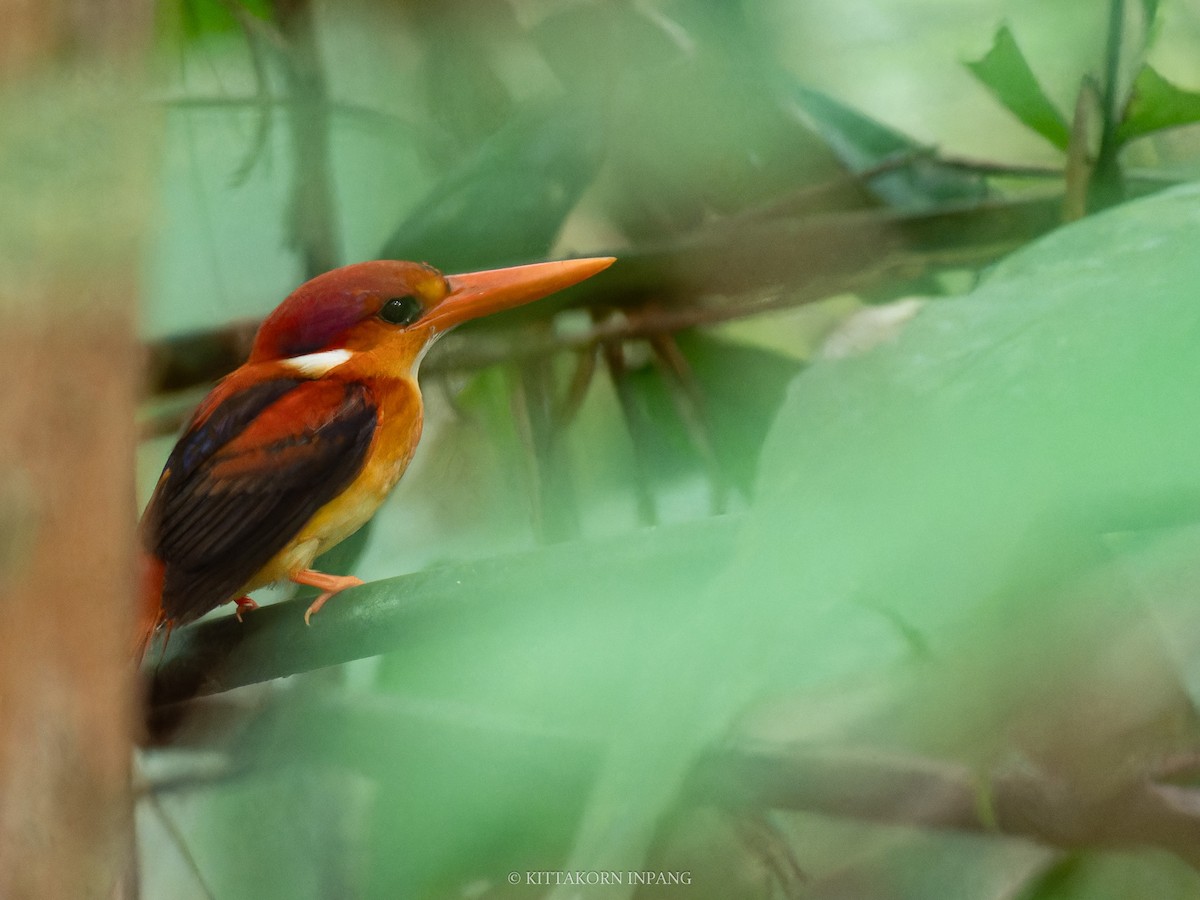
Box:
281;348;354;377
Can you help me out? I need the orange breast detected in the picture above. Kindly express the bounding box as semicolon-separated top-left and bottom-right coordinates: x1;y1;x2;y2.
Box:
245;375;423;587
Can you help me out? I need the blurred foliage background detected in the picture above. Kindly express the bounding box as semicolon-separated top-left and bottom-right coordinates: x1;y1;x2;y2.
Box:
136;0;1200;898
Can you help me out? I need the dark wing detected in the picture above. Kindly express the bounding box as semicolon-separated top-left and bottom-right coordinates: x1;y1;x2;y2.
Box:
142;377;378;624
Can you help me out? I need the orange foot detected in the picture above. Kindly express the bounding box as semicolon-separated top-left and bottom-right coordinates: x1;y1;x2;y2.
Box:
224;595;260;622
290;569;365;626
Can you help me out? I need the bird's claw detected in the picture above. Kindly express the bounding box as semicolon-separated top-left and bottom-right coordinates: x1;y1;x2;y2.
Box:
300;575;364;626
231;596;259;623
303;594;329;627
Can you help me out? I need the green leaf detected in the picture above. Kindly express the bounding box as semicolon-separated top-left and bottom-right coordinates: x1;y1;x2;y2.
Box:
532;3;845;242
530;2;686;90
742;181;1200;752
965;25;1071;150
179;0;273;40
1018;851;1200;900
1117;64;1200;143
379;97;605;272
617;333;801;499
785;84;925;170
531;186;1200;886
185;772;340;900
786;84;988;209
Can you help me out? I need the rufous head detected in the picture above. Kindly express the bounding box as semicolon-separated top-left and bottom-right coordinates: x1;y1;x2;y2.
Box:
249;257;615;375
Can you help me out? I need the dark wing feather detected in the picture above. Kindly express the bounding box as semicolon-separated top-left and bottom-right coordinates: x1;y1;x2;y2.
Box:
143;377;378;625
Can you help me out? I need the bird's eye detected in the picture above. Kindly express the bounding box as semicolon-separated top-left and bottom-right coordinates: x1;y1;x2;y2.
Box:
379;296;424;326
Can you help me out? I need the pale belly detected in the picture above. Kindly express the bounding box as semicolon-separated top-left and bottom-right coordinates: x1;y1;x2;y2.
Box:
245;386;423;588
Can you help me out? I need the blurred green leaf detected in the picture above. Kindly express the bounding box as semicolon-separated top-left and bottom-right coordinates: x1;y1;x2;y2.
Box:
409;2;523;156
1018;851;1200;900
627;333;802;498
531;2;685;90
782;824;1053;900
965;25;1071;150
354;366;538;577
379;98;605;272
787;85;920;168
738;181;1200;768
179;0;273;40
603;50;844;239
1117;64;1200;143
184;769;351;900
786;84;988;209
360;709;594;897
556;181;1200;886
533;1;845;241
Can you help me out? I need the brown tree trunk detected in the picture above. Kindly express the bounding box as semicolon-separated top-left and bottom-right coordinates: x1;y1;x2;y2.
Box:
0;3;153;897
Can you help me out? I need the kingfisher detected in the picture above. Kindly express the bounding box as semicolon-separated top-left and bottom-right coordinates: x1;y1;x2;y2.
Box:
137;256;614;656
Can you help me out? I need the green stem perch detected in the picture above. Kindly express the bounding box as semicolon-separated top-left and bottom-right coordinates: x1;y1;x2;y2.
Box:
145;516;740;709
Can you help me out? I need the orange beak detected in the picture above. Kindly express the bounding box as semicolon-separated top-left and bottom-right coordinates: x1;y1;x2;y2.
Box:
425;257;615;333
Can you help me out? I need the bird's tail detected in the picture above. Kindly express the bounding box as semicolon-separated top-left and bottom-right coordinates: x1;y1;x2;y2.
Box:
135;551;166;661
